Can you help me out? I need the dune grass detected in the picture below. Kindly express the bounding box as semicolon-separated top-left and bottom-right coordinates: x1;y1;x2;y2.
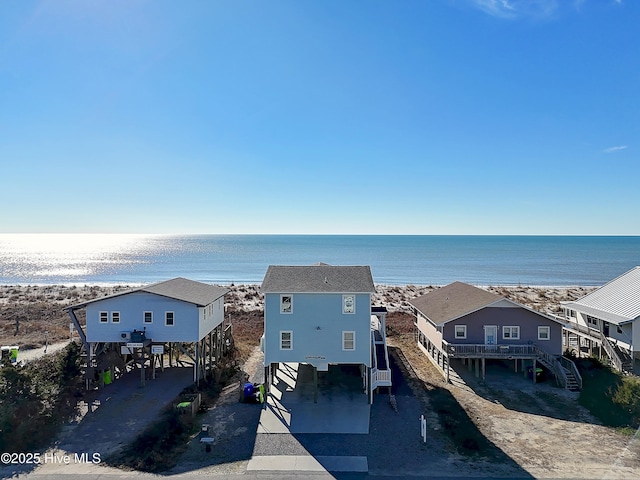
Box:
576;356;640;432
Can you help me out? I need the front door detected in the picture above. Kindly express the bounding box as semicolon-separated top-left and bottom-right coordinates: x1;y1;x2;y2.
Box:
603;322;610;338
485;325;498;345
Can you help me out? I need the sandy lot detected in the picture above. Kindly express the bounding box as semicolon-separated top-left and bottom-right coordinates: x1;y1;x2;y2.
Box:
4;283;640;479
393;335;640;479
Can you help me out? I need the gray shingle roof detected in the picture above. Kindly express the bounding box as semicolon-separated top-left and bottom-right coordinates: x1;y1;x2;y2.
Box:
68;277;228;309
562;266;640;325
141;277;228;306
408;281;502;325
261;265;375;293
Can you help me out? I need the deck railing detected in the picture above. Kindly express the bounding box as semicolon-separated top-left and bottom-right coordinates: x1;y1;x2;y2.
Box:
600;333;623;372
372;367;391;387
561;317;624;372
561;317;601;339
441;340;578;389
442;341;537;358
370;329;392;391
559;355;583;390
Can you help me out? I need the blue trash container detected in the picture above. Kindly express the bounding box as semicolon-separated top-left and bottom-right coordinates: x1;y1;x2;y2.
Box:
243;383;254;401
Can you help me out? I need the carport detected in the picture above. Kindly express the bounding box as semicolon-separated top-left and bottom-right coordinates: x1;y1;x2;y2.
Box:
258;362;370;434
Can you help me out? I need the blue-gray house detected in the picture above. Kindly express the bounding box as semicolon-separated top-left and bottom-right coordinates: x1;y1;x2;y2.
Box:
67;277;229;387
260;264;391;402
411;282;581;390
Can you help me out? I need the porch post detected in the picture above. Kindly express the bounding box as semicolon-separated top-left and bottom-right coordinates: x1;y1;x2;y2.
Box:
194;343;199;384
532;358;537;384
140;347;146;388
446;358;450;383
313;366;318;404
482;357;486;380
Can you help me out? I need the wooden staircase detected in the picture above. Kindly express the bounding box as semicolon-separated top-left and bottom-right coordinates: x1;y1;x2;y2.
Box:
535;348;582;391
613;344;634;373
563;368;581;391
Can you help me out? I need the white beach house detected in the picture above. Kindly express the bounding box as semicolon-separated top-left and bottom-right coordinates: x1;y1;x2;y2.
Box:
561;266;640;373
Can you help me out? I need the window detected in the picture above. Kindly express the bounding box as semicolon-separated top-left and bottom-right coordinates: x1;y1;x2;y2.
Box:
165;311;175;326
280;331;293;350
342;295;355;314
454;325;467;339
99;311;108;323
342;331;356;351
144;311;153;324
503;326;520;340
280;295;293;314
538;326;550;340
111;312;120;324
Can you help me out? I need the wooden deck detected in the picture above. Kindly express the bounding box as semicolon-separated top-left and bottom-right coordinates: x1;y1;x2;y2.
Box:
415;325;581;390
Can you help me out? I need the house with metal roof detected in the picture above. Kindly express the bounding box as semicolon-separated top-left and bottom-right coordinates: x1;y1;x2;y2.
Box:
411;282;581;390
561;266;640;373
260;264;391;403
67;277;230;388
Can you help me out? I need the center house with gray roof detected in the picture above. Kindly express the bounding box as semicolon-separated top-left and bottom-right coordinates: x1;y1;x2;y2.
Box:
260;263;391;403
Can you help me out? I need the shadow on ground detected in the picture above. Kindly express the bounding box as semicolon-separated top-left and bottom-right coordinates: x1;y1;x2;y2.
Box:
248;351;533;478
449;358;592;423
390;347;533;477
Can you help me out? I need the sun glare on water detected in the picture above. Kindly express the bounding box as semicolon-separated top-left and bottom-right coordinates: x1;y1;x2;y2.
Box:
0;234;159;282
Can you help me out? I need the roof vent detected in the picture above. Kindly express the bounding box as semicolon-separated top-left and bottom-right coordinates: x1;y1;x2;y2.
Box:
324;276;328;283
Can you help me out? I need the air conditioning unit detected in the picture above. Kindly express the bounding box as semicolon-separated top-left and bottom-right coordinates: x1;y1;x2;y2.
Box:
120;331;131;342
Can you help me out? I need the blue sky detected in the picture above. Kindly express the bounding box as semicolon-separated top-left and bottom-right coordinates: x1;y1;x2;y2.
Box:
1;0;637;235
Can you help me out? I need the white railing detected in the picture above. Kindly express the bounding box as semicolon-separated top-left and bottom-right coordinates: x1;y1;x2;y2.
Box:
600;334;623;372
561;317;624;372
371;367;392;388
562;317;601;339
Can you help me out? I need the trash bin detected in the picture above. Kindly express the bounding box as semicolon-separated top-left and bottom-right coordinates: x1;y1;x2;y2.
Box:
527;367;544;381
243;383;254;402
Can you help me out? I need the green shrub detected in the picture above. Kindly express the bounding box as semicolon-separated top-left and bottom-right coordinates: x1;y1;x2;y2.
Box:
0;342;83;452
577;359;640;430
611;376;640;427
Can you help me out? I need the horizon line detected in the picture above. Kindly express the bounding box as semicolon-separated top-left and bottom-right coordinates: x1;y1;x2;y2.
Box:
1;232;640;237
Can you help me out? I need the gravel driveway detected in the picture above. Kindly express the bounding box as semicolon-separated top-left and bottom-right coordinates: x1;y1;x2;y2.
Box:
168;347;530;478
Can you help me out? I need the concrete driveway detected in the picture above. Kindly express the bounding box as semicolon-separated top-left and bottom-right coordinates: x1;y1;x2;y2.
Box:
257;362;371;434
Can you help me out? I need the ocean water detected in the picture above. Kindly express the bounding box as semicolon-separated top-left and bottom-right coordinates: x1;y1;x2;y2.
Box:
0;234;639;286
